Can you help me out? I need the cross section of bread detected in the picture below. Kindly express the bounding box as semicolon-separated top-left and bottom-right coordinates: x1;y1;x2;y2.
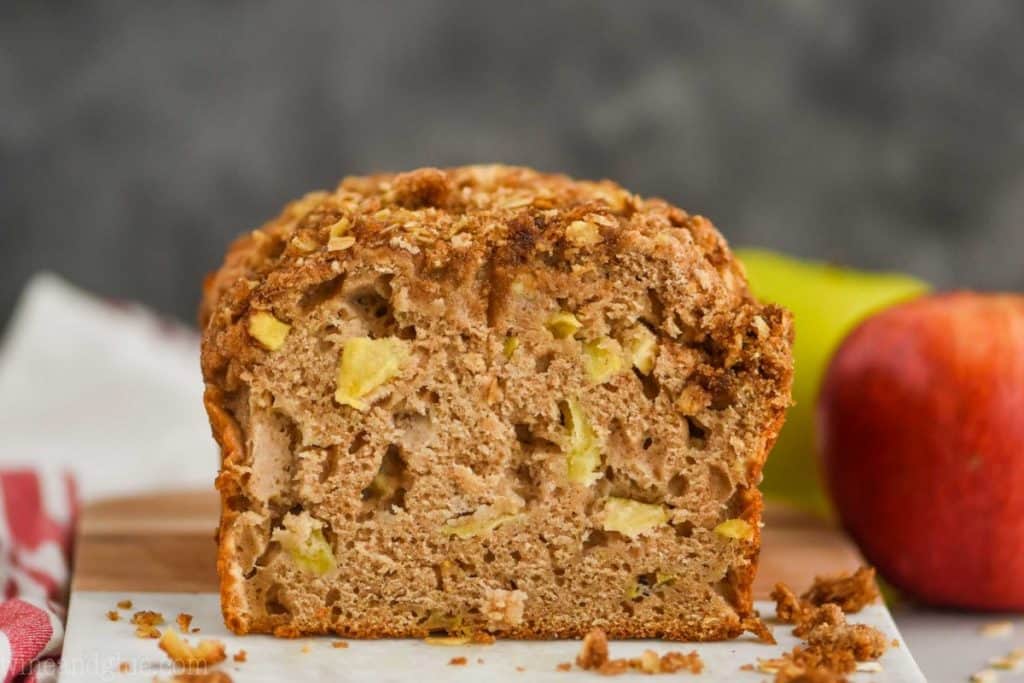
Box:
200;165;793;640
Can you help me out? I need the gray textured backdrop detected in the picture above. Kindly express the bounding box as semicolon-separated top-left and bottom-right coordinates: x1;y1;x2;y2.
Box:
2;1;1022;329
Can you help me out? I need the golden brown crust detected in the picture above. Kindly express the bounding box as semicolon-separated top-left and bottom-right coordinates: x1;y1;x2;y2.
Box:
201;165;793;641
204;386;251;634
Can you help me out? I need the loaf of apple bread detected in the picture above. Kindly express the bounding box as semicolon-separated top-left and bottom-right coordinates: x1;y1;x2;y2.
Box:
200;165;793;640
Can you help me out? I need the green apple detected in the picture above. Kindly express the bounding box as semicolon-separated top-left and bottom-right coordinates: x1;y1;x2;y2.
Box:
735;249;929;516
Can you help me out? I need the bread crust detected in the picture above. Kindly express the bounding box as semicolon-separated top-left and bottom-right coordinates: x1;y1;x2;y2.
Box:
200;165;793;641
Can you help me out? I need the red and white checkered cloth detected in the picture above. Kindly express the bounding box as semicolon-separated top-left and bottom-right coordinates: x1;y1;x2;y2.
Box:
0;471;77;683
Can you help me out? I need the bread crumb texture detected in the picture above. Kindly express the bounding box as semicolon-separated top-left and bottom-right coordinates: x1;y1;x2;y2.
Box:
201;165;794;640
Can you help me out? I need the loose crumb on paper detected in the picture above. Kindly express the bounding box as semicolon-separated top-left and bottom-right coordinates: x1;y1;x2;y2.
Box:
424;635;471;646
166;673;234;683
980;621;1014;638
132;610;165;639
177;613;194;633
135;624;161;639
132;610;165;626
570;628;702;675
756;571;889;682
742;615;776;644
989;648;1024;671
800;566;880;613
157;629;227;668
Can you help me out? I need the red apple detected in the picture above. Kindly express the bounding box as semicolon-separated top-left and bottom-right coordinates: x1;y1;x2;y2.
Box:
818;292;1024;609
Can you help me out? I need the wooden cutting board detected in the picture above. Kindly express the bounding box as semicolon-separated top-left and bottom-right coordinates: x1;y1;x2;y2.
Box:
72;490;863;596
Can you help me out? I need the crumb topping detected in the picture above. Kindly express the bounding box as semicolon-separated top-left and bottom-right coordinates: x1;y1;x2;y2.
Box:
132;610;166;639
572;628;702;676
165;673;233;683
135;624;161;639
793;604;845;638
760;569;888;683
771;582;805;623
576;628;610;670
132;610;166;626
800;566;879;613
177;613;194;633
772;566;880;630
743;615;777;644
157;629;227;668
